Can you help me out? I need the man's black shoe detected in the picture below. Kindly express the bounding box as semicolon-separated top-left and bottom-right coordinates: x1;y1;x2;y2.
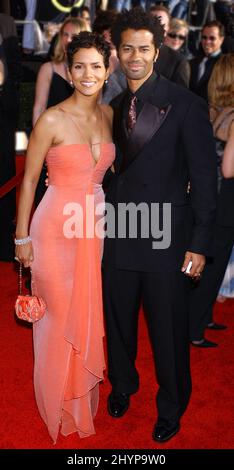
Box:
107;392;130;418
152;421;180;443
191;339;218;348
206;322;227;330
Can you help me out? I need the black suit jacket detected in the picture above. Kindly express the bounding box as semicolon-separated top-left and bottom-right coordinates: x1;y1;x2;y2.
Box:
189;54;222;102
154;45;190;88
217;178;234;227
103;75;217;272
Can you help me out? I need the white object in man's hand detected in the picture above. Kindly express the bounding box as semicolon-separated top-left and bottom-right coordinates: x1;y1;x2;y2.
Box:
185;261;192;274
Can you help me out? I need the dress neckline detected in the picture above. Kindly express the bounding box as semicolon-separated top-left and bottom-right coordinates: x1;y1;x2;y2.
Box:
47;142;115;169
58;107;105;166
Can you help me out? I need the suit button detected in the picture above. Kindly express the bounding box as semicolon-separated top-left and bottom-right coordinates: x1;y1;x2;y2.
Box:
142;183;147;187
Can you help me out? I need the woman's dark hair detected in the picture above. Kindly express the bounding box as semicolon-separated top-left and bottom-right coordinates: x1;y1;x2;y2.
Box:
67;31;111;70
111;7;164;51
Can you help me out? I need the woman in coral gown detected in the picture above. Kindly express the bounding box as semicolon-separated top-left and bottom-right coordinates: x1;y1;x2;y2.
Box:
15;32;115;443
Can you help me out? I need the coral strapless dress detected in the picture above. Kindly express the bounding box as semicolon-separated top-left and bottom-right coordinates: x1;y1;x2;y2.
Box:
30;142;115;442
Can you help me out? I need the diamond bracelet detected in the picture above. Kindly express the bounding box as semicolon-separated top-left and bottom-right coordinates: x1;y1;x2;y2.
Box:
14;236;32;245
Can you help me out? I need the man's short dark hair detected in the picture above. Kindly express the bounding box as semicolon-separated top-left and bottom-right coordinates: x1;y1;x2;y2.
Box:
202;20;225;37
67;32;111;70
111;7;164;51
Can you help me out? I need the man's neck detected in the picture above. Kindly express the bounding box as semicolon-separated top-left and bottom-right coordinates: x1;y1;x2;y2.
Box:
127;69;154;93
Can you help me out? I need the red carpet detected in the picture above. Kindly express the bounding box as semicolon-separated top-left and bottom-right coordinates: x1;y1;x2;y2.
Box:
0;261;233;449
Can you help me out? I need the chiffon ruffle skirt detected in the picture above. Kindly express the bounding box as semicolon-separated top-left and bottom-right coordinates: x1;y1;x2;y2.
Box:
30;143;115;442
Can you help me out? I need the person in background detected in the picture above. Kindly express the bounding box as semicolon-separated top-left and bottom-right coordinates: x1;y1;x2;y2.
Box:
82;0;97;24
33;16;87;206
189;20;225;102
92;9;119;74
164;17;190;58
15;31;114;444
218;52;234;299
22;0;37;55
189;53;234;347
33;17;87;126
150;4;190;87
79;5;92;29
69;5;91;30
218;245;234;301
43;22;61;46
95;8;127;104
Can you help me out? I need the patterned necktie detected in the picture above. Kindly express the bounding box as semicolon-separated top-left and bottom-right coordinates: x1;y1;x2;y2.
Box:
127;95;137;133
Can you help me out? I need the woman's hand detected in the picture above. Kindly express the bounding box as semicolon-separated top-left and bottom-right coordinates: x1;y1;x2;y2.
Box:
15;242;34;268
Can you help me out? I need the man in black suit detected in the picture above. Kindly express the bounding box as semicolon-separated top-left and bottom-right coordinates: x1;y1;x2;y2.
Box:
155;42;190;87
189;177;234;347
102;7;217;443
189;21;224;101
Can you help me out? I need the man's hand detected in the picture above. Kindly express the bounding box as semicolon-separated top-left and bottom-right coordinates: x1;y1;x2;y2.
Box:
181;251;205;279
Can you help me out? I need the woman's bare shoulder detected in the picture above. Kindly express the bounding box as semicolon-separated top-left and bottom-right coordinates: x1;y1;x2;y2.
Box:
35;106;65;129
38;61;53;77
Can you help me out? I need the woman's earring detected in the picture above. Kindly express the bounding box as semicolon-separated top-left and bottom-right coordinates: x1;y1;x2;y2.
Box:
70;80;74;87
104;79;108;84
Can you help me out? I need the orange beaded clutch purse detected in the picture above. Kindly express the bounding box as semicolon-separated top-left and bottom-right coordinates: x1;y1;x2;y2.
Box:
15;263;46;323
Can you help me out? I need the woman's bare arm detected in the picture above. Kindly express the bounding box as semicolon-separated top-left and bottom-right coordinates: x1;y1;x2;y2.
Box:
15;110;57;266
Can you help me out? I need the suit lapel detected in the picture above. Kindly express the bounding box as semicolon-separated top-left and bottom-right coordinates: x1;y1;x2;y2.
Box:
120;101;171;173
113;76;172;174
